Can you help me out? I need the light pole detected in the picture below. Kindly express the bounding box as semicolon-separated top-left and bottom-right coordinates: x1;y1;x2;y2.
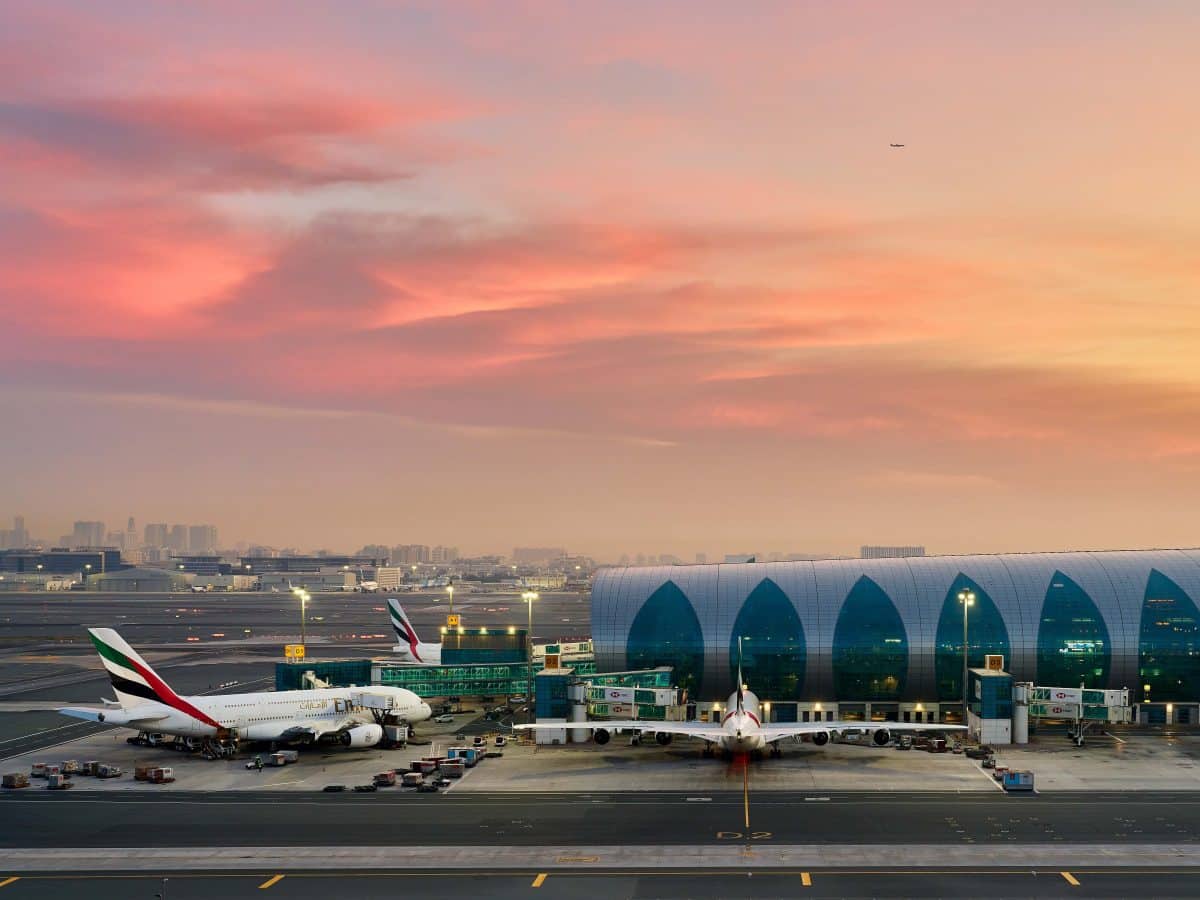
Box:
958;589;976;725
293;588;310;649
447;584;455;621
523;590;539;709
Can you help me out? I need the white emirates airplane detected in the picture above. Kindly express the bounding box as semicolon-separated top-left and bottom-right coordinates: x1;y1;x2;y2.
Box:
516;639;965;756
58;628;431;748
388;598;443;665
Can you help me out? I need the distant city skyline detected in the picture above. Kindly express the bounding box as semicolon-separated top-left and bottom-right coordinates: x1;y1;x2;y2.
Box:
7;508;1200;565
3;5;1199;556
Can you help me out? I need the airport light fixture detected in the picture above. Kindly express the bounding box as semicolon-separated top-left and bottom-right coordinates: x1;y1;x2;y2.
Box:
523;591;539;710
292;587;311;649
958;589;977;723
447;584;454;620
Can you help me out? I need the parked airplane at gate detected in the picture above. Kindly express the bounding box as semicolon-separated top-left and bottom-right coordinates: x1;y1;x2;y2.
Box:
58;628;431;747
515;638;965;756
388;598;443;665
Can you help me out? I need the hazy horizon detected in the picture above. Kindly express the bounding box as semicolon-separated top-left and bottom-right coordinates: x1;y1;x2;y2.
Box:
3;3;1198;559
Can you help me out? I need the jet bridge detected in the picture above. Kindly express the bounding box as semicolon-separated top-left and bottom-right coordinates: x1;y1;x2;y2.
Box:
1017;684;1132;746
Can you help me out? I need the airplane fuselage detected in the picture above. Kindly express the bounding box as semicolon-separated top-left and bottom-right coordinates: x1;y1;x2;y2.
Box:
96;685;430;741
717;688;767;752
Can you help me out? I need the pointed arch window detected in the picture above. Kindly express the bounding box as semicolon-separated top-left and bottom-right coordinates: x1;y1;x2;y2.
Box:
729;579;806;700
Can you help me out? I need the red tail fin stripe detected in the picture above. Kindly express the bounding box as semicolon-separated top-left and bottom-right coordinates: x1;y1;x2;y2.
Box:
124;654;222;729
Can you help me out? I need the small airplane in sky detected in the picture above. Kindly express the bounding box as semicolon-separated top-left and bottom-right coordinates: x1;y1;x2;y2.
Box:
516;638;964;757
890;143;905;148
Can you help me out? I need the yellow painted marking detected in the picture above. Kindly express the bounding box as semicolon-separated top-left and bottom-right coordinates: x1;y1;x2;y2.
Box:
0;878;19;889
800;872;812;887
743;761;750;829
259;874;285;889
532;872;548;888
555;856;599;863
1061;871;1080;886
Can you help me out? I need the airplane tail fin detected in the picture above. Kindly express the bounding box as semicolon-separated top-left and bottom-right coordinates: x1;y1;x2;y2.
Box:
388;599;424;661
736;636;745;713
87;628;219;727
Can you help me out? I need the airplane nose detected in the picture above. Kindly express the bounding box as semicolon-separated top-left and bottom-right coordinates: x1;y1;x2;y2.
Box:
421;702;431;718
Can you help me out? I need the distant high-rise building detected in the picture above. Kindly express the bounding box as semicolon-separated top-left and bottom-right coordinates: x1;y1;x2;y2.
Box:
860;545;926;559
188;525;218;554
144;523;168;547
431;545;459;564
393;544;430;565
512;547;566;566
695;552;707;565
125;516;137;551
1;516;29;550
71;521;106;547
167;525;188;552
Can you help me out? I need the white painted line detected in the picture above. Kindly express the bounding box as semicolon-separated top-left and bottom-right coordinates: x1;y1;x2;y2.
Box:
976;765;1006;792
1103;731;1127;744
685;797;712;802
0;722;95;747
804;797;830;802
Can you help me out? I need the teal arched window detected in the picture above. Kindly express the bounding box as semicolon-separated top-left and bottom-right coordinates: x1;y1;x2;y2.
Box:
832;576;907;701
1036;571;1110;688
729;579;806;700
626;581;705;696
934;576;1011;702
1139;569;1200;702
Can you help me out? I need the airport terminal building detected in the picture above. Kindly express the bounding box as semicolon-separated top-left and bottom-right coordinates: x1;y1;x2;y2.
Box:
591;550;1200;717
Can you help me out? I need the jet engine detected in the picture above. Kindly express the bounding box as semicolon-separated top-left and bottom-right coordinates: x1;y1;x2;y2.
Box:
811;731;830;746
655;732;673;746
593;728;611;745
872;728;891;746
341;724;383;748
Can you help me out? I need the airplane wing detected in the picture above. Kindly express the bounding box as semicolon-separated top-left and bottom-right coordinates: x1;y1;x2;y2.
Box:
57;706;168;726
276;715;362;742
514;721;729;742
759;720;965;742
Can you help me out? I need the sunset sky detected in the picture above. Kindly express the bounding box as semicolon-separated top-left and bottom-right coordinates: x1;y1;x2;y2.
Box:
3;2;1199;558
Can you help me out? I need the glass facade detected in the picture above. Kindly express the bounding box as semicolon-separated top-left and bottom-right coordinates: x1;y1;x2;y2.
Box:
934;575;1011;702
376;660;596;698
729;578;806;700
832;576;907;701
1036;571;1111;688
1139;569;1200;702
626;581;705;695
592;550;1200;702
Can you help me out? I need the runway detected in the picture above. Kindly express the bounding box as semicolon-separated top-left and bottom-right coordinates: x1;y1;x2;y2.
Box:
5;790;1200;848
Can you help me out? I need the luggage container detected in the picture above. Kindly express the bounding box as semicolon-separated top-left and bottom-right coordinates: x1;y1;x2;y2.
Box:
61;760;81;775
148;767;175;784
1002;770;1035;792
2;773;30;789
44;765;62;779
268;752;289;767
373;771;397;787
411;760;437;775
440;760;465;778
134;765;151;782
277;749;299;764
82;761;100;776
46;773;73;790
97;764;123;779
401;772;423;787
30;763;48;779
